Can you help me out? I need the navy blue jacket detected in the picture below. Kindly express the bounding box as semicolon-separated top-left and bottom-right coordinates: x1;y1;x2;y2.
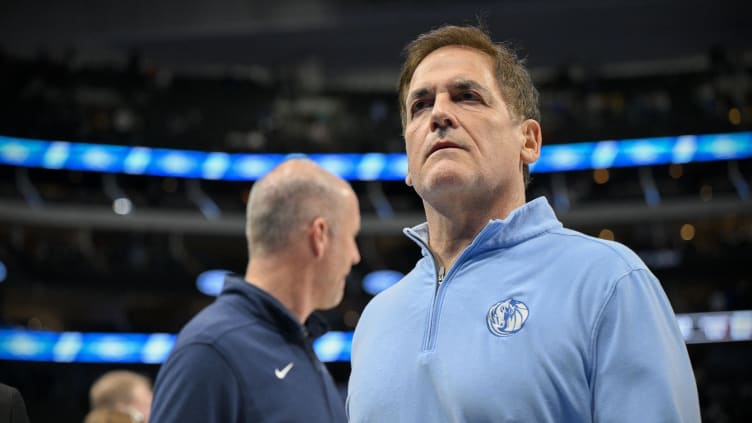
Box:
150;275;346;422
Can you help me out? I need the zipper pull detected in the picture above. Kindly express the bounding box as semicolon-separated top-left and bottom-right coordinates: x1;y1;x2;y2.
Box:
437;266;446;285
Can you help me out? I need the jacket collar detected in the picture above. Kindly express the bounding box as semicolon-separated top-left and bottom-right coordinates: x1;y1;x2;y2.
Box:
219;274;329;340
404;196;562;256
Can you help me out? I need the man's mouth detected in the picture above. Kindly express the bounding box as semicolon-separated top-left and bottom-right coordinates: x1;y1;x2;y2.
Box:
428;140;462;157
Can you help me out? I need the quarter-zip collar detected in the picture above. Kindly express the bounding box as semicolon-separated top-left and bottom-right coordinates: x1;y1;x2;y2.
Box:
404;196;562;256
219;274;329;341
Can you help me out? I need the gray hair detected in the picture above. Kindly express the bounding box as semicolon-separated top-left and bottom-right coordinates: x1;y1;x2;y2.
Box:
245;160;347;256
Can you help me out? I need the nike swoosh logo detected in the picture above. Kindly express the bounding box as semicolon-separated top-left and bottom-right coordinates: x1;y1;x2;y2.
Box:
275;362;294;379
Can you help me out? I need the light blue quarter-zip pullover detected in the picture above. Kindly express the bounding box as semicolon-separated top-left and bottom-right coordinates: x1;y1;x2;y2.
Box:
348;197;700;423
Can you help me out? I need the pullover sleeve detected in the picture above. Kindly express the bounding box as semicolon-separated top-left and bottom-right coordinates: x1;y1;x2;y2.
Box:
150;343;245;422
591;268;701;422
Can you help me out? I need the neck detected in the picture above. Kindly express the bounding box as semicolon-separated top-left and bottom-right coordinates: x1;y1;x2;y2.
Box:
244;252;314;324
422;189;526;270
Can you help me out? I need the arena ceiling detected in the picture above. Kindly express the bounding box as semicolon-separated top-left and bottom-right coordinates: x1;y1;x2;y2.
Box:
2;0;750;82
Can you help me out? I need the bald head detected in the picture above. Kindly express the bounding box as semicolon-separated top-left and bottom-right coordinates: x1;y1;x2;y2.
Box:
246;159;356;257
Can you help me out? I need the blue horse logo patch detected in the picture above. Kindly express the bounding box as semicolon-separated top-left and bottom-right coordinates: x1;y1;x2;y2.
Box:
486;298;529;337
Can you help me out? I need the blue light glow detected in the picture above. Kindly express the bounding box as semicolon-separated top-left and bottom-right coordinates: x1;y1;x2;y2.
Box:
52;332;82;362
124;147;152;174
591;141;619;169
1;131;749;181
196;270;232;296
362;270;404;296
0;309;748;364
142;333;175;364
313;331;353;362
42;142;70;169
672;136;697;163
0;329;352;363
203;152;231;180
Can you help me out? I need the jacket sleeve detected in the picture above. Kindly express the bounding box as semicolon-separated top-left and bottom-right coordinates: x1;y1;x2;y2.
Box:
150;343;244;422
591;268;701;422
9;386;30;423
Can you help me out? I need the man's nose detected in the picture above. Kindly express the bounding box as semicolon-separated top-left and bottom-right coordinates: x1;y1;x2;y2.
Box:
430;95;457;132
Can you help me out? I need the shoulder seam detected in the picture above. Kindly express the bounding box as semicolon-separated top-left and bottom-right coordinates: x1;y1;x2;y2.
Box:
547;229;642;272
191;298;264;340
169;341;249;407
588;268;653;405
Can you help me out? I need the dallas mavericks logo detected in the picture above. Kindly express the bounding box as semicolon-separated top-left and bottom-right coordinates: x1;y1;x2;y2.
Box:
486;298;529;337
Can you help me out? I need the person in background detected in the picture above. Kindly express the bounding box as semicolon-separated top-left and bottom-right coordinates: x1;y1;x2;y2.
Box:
83;408;139;423
89;370;152;423
347;24;701;422
0;383;30;423
150;158;360;422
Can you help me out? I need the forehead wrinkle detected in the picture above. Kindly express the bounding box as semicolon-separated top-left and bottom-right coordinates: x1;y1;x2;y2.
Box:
452;79;495;101
453;79;486;92
411;75;492;95
409;77;497;108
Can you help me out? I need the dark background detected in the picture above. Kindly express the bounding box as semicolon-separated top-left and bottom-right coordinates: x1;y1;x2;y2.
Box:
0;0;751;421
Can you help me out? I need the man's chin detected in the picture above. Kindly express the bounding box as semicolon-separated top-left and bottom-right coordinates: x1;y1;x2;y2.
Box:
318;289;346;311
425;163;472;184
418;173;472;196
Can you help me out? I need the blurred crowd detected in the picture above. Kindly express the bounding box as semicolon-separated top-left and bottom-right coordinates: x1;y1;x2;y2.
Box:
0;46;750;422
0;45;750;154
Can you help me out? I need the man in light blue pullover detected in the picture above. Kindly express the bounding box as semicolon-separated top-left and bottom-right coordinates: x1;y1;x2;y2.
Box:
347;25;700;422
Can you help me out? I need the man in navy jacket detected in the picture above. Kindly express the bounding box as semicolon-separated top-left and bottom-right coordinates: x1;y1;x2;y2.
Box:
151;158;360;422
0;384;30;423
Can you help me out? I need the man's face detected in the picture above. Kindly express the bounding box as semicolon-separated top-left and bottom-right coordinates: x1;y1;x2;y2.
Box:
317;190;361;310
403;45;527;204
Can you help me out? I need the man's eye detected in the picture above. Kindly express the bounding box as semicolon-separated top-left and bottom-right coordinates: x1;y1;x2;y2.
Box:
459;91;480;101
411;100;431;114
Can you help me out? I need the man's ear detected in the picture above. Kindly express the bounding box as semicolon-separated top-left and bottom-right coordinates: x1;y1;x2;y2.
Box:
309;217;328;258
403;133;413;187
520;119;542;165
